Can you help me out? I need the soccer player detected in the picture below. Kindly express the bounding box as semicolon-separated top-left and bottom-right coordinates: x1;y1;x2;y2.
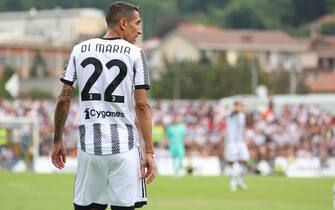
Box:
51;2;155;210
166;116;186;176
225;101;249;192
152;119;165;148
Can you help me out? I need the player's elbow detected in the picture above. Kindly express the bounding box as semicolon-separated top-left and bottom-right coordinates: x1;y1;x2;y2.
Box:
135;101;151;113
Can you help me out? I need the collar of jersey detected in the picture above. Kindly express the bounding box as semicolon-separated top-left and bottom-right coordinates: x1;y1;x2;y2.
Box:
100;37;122;40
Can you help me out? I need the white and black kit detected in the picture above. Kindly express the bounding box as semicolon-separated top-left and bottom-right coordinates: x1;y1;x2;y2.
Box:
61;37;150;208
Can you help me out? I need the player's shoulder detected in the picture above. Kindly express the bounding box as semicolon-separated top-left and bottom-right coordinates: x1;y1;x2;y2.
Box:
116;39;143;55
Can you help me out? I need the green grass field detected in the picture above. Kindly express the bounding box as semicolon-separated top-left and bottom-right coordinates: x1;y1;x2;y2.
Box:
0;172;333;210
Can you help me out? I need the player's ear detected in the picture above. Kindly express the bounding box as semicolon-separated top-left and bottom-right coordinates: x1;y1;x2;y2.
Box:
120;17;127;30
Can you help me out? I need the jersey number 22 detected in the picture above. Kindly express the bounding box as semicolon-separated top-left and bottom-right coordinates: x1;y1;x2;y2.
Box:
81;57;127;103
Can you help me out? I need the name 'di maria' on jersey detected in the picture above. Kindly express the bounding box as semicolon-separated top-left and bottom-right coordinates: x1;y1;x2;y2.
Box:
81;43;131;54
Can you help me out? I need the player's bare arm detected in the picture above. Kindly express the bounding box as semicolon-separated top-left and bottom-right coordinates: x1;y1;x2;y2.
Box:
51;84;74;169
134;89;156;184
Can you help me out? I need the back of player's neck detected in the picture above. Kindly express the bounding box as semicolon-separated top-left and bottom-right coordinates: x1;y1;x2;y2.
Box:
104;30;124;40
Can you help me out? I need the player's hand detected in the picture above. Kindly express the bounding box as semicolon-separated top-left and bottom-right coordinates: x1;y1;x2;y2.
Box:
51;141;67;169
141;153;156;184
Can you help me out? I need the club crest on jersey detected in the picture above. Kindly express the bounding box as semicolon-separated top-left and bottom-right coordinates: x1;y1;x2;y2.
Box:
84;108;125;119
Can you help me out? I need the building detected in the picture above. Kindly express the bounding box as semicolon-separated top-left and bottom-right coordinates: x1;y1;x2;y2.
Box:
0;40;71;97
0;41;70;78
0;7;107;76
302;35;335;92
150;23;308;72
0;7;106;45
0;8;107;97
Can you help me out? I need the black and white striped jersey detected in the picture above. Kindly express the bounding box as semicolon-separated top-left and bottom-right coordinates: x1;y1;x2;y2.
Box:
60;37;150;155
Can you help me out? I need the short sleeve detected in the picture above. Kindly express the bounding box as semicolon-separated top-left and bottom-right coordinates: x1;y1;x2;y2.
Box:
60;48;77;87
133;49;150;90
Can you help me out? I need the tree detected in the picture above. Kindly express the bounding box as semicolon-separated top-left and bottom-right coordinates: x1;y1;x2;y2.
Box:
0;0;331;39
205;58;240;98
152;11;181;38
151;61;208;99
177;0;230;13
320;21;335;35
219;0;266;29
178;62;209;99
291;0;327;26
266;69;308;94
213;0;295;29
0;66;15;98
151;56;272;99
129;0;177;39
325;0;335;13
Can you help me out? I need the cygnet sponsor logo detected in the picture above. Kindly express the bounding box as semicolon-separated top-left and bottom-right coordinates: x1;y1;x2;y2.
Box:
84;108;125;119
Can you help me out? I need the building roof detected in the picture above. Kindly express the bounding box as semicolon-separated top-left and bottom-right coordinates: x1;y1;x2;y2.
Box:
139;37;161;53
172;23;307;51
308;14;335;27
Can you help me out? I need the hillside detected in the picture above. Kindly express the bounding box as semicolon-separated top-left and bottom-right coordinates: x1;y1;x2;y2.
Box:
0;0;333;39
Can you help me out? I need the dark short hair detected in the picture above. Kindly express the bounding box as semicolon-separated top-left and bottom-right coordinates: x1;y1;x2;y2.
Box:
105;1;139;27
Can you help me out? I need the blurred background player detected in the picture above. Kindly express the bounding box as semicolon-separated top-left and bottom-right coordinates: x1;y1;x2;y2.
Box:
166;115;186;176
225;101;250;192
152;119;165;148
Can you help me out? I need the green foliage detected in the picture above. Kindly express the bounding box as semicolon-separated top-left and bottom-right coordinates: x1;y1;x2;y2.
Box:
325;0;335;13
151;57;308;99
290;0;327;26
0;66;15;99
266;69;309;94
179;0;329;35
219;0;266;29
0;0;330;39
176;0;230;13
151;68;172;99
320;21;335;35
129;0;178;39
267;70;290;94
25;89;54;99
287;26;311;37
178;62;209;99
152;11;181;37
151;61;207;99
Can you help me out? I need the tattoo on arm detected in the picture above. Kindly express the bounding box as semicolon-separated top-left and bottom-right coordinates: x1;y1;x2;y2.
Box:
54;85;73;143
61;88;72;97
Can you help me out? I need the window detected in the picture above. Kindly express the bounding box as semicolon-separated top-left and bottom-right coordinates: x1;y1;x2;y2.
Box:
45;58;56;71
318;58;323;68
328;58;334;68
9;56;22;69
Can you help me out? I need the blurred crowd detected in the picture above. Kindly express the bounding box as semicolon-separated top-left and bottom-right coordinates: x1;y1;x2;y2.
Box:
0;99;79;170
0;98;334;172
152;100;335;171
